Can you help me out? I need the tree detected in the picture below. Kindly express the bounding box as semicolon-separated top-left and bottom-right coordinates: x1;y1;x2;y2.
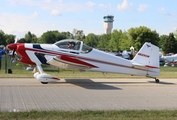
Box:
5;34;16;45
0;30;6;46
120;31;132;51
97;34;111;51
61;31;73;39
17;31;38;43
25;31;38;43
83;33;98;47
174;29;177;39
109;30;130;52
72;29;85;40
39;30;66;43
159;35;168;48
163;33;177;54
128;26;159;50
18;38;26;43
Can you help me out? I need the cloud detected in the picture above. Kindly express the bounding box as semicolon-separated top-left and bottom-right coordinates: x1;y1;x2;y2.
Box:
30;11;39;18
117;0;133;12
7;0;36;6
50;9;62;16
86;1;96;7
99;4;106;9
138;4;149;12
85;1;96;12
0;12;48;37
45;0;52;3
158;7;173;16
98;3;114;11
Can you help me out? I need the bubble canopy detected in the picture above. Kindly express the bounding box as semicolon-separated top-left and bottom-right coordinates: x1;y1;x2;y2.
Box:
54;39;92;53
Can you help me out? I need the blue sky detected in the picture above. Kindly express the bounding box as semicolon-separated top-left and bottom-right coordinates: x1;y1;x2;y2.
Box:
0;0;177;38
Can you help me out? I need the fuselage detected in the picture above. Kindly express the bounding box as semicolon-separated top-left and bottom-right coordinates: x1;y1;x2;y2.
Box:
7;39;159;77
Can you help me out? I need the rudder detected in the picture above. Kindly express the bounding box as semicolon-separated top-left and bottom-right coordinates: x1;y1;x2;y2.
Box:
132;42;160;76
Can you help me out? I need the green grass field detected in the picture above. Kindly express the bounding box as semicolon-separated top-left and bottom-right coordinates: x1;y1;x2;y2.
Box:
0;110;177;120
1;55;177;120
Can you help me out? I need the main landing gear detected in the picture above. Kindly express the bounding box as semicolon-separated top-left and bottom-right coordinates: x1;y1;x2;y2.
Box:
41;82;48;84
155;78;160;83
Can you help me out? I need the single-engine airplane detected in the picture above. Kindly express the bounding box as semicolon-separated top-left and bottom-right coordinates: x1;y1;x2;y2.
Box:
7;39;160;84
161;54;177;67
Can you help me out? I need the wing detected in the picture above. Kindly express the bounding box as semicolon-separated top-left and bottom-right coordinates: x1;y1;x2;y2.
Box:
47;55;98;70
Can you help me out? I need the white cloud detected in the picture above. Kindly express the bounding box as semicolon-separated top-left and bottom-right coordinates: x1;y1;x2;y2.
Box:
98;3;115;11
7;0;35;6
45;0;52;3
117;0;133;12
85;1;96;12
138;4;149;12
158;7;173;16
86;1;96;7
99;4;106;9
0;12;49;38
30;11;38;18
50;9;62;16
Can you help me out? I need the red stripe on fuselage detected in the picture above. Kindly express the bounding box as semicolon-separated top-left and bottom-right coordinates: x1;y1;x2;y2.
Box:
145;65;159;69
57;55;97;68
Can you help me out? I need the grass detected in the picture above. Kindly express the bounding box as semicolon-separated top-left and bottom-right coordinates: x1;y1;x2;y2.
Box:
0;110;177;120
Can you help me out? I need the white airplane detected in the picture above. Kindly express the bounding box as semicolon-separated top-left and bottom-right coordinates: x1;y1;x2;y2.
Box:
7;39;160;84
161;54;177;67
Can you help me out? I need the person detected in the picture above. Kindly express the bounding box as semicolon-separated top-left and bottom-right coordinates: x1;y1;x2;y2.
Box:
68;43;72;49
0;47;5;70
68;42;75;49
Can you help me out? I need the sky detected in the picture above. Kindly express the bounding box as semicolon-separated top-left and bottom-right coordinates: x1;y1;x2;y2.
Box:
0;0;177;38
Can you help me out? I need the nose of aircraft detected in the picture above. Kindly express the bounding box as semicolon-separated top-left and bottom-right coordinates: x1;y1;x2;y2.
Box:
7;43;17;50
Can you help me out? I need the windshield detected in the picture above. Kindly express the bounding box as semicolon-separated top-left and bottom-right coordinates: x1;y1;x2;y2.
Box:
82;44;93;53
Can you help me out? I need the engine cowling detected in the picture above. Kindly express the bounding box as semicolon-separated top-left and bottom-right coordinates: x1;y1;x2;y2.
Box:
34;72;60;83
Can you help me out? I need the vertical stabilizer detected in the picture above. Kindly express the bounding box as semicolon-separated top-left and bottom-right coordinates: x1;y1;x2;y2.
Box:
132;42;159;76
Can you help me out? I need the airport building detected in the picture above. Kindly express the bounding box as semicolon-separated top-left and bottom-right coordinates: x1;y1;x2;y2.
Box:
103;15;114;34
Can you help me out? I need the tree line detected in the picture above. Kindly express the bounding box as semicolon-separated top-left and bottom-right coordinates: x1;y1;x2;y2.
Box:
0;26;177;54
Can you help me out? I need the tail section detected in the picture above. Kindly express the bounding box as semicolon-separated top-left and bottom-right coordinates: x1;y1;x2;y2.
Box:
132;42;160;76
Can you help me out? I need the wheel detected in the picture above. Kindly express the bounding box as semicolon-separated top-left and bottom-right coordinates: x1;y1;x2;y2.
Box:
155;79;159;83
41;82;48;84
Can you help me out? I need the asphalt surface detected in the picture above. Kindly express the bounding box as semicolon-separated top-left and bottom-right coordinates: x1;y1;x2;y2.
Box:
0;78;177;112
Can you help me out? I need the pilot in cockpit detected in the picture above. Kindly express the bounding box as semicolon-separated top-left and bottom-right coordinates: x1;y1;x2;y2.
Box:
68;42;75;49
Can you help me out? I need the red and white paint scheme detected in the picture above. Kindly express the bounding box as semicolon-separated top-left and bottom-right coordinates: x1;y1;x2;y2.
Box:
7;39;160;84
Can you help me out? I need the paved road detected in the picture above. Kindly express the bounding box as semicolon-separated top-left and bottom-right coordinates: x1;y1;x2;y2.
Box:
0;78;177;112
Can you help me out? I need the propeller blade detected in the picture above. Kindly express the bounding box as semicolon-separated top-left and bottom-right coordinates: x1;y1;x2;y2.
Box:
7;43;17;62
12;49;16;58
14;37;18;43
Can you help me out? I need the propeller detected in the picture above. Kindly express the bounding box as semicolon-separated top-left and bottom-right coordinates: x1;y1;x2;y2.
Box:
7;37;18;61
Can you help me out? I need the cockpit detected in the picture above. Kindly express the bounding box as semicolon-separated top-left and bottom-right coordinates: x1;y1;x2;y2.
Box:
54;39;93;54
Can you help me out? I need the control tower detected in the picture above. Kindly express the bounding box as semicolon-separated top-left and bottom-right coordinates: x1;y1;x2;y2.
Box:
103;15;114;34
